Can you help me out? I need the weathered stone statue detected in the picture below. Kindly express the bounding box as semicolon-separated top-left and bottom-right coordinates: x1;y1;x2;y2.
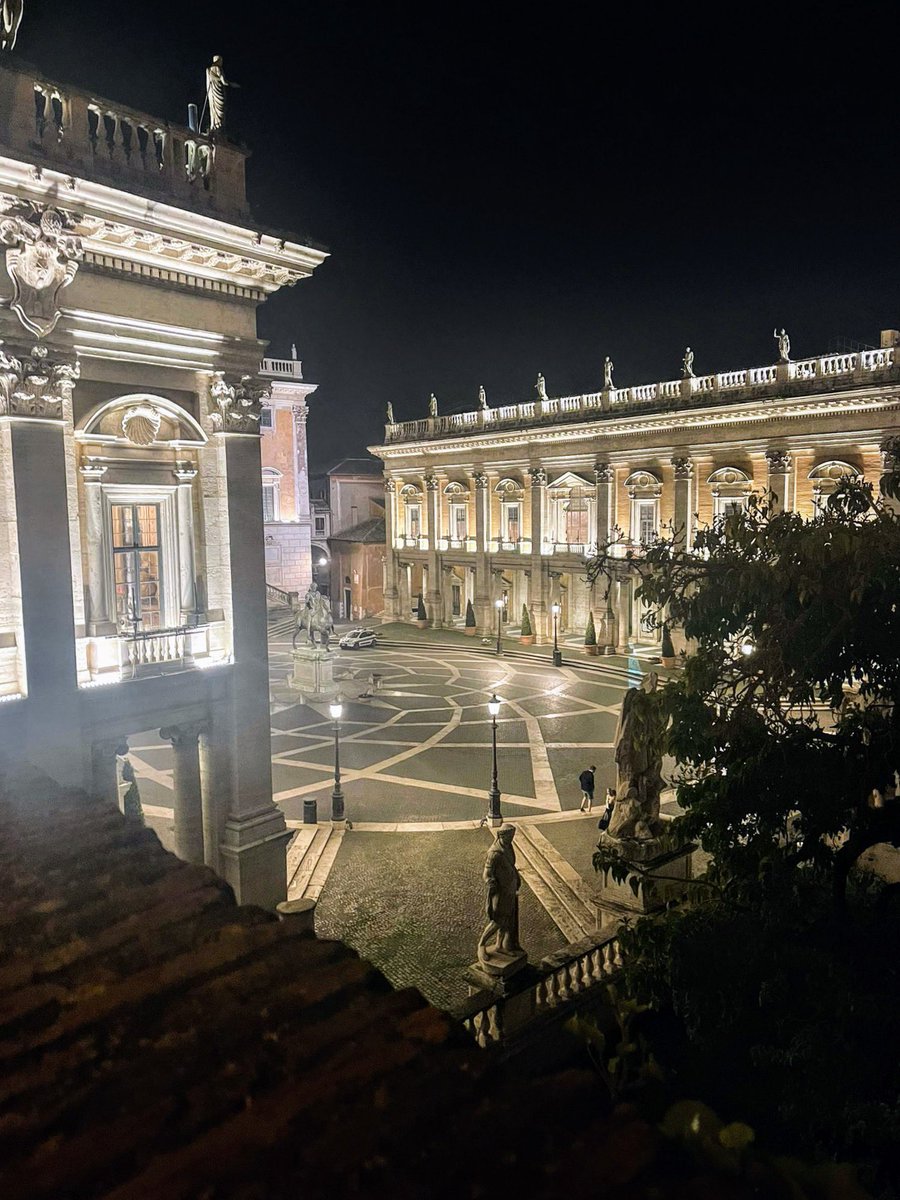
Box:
603;355;615;389
205;55;235;133
0;0;23;51
535;372;548;402
774;327;791;363
477;824;522;967
478;384;487;409
293;581;335;649
682;347;695;378
386;400;395;424
607;671;667;841
428;392;438;418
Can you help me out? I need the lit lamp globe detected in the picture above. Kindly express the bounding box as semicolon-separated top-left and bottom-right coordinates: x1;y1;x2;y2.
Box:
740;639;755;656
551;603;561;617
495;598;503;610
488;693;501;718
329;697;344;721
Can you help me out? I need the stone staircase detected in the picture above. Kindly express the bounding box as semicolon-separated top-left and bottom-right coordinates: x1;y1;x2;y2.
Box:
286;824;345;901
514;823;598;942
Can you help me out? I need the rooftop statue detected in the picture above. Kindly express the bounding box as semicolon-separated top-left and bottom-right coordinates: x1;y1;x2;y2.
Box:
603;355;614;389
682;346;695;378
535;372;548;402
774;327;791;363
428;392;438;418
386;400;395;424
204;55;237;134
478;384;487;410
0;0;23;51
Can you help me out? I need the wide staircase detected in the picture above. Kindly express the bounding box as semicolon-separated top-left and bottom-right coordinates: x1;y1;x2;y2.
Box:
285;823;345;901
513;823;598;941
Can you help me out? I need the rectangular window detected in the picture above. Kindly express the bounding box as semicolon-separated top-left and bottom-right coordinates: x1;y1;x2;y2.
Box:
565;506;588;544
451;503;467;540
259;407;274;429
407;504;421;539
451;584;461;616
636;500;657;544
262;485;277;522
504;503;520;542
715;496;748;519
111;503;163;629
314;516;326;534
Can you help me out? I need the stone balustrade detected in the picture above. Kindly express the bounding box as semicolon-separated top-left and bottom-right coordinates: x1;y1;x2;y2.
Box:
122;625;198;676
383;347;897;445
458;930;623;1050
259;357;304;379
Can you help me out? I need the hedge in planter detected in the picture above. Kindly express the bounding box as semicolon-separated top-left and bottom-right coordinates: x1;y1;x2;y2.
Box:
584;610;597;647
520;605;533;637
465;599;477;628
416;593;427;621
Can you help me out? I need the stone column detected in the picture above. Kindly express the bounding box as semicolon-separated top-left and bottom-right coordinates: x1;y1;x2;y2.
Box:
161;722;205;864
472;472;492;632
208;377;290;909
594;463;614;551
6;350;82;784
80;458;113;634
91;737;125;809
881;440;900;515
766;449;793;514
174;461;200;619
382;478;400;620
529;468;548;642
614;576;630;654
671;456;694;551
424;474;442;628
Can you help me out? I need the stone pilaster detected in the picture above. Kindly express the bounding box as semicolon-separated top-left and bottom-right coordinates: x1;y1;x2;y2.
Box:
382;478;400;619
160;721;206;864
91;736;126;810
174;461;200;619
670;456;694;550
472;472;491;632
80;457;113;634
424;473;442;628
594;462;614;551
765;448;793;513
529;467;547;642
880;439;900;515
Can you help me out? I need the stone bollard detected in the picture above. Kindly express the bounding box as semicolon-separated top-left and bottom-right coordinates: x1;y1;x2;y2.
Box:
303;798;318;824
276;897;316;935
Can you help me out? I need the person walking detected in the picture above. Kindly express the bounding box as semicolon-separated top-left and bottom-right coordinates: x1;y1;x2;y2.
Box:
578;765;597;813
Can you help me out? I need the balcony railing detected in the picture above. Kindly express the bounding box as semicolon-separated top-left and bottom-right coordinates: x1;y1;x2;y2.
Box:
259;357;304;379
383;346;897;445
122;624;201;677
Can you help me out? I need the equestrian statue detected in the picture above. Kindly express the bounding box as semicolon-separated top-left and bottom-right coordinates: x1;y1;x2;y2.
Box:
293;581;335;650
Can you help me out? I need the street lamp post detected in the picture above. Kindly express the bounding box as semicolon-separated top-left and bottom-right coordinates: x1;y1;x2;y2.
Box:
329;695;345;823
487;693;502;826
551;602;562;667
495;597;503;655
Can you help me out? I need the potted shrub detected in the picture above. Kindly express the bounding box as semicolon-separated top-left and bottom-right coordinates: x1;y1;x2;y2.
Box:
415;592;428;630
584;610;599;655
660;622;677;667
519;603;534;645
464;598;478;636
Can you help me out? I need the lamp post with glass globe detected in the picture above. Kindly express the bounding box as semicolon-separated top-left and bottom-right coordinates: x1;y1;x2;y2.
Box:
329;695;345;823
495;597;503;655
486;693;502;826
551;602;562;667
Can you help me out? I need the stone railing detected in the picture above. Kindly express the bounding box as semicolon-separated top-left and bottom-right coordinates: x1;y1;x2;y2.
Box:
458;931;622;1050
259;357;304;380
122;625;198;677
266;582;299;608
383;347;897;446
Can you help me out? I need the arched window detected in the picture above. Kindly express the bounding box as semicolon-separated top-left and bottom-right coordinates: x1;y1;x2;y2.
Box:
707;467;753;518
808;460;861;512
624;470;662;545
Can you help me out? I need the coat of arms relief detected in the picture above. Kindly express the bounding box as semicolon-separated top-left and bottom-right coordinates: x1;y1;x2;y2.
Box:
0;202;83;337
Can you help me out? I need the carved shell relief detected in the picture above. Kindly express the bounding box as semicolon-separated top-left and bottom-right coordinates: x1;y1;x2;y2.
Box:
121;403;162;445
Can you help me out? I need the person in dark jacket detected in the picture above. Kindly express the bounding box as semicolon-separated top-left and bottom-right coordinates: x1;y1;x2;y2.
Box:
578;765;597;813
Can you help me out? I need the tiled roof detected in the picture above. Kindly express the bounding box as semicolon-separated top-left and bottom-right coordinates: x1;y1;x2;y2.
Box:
329;516;386;544
326;456;384;477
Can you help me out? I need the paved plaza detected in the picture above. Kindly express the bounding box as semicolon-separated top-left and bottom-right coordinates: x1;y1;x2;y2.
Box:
130;619;654;1006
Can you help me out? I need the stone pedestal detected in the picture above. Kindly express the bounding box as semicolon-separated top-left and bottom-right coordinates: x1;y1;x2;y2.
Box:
465;949;528;996
289;644;337;700
594;835;695;924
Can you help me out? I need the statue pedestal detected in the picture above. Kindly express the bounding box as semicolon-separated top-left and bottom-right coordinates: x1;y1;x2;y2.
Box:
594;834;695;925
288;645;337;701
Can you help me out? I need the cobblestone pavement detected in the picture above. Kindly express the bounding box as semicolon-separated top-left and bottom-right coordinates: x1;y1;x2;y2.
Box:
315;828;565;1010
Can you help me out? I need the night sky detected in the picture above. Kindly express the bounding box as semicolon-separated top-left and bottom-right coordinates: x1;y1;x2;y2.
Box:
17;2;900;469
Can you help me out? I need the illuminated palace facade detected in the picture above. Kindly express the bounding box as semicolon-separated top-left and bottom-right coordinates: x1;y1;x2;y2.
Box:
0;57;325;906
372;338;900;649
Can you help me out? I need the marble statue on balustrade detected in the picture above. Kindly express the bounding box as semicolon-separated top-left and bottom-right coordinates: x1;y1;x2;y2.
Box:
205;55;237;133
604;356;615;389
477;824;525;974
774;327;791;362
682;347;695;378
478;384;488;410
535;372;548;402
294;581;334;649
0;0;23;51
428;392;438;418
386;400;394;425
605;671;667;847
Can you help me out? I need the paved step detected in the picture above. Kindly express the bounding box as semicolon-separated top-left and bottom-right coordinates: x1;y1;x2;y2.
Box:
375;638;640;682
514;823;597;941
285;826;317;886
287;825;332;899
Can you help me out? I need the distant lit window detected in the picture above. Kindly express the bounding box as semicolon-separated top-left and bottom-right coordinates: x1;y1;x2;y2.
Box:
314;516;326;534
111;503;163;629
262;468;281;522
260;407;274;430
262;485;276;522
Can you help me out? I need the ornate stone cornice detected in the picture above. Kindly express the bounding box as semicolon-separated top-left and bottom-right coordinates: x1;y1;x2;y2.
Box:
593;462;613;484
173;460;198;482
0;342;80;419
529;467;547;487
208;371;270;434
765;448;793;474
671;455;694;480
383;477;395;494
0;201;83;337
79;455;107;481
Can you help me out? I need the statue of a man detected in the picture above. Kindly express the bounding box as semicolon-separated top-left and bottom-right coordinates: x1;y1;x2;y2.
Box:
535;372;548;402
478;384;487;410
0;0;24;51
205;55;235;133
386;400;395;424
428;392;438;418
477;824;522;964
682;347;695;378
604;356;615;389
774;327;791;363
607;671;667;841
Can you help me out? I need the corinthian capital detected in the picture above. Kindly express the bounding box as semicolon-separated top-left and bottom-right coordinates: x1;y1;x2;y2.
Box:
594;462;613;484
208;371;270;434
0;342;80;419
671;455;694;480
765;448;793;474
529;467;547;487
472;471;489;490
424;473;439;492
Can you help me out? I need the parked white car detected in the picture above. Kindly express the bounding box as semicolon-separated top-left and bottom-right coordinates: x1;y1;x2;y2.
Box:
338;628;377;650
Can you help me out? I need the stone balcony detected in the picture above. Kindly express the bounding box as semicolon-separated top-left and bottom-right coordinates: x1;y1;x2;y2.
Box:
83;621;228;685
383;346;898;446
